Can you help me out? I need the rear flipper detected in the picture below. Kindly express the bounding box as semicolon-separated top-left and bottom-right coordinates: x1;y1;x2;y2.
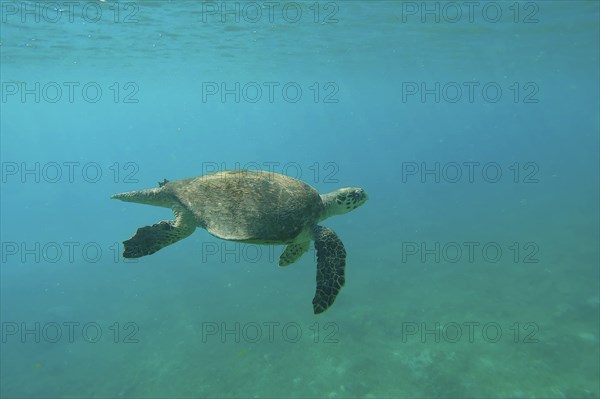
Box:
279;241;310;266
312;225;346;314
122;207;195;258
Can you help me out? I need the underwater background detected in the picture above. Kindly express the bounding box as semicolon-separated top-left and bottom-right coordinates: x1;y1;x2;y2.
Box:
1;1;599;398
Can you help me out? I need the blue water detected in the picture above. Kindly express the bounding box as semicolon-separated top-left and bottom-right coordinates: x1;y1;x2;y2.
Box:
1;1;599;398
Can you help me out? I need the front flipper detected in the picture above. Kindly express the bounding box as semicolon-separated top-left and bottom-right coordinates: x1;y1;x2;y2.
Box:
279;242;310;267
312;225;346;314
123;207;196;258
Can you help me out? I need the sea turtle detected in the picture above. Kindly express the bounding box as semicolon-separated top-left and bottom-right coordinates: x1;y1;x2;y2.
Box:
111;170;368;314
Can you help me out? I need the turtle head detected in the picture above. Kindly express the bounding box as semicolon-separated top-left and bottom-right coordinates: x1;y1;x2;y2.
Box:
111;186;174;208
320;187;368;220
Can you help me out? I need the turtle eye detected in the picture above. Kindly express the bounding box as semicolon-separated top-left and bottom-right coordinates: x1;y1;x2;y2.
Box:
350;191;362;202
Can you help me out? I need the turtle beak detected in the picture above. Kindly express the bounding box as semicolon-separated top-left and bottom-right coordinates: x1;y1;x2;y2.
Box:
352;189;368;207
357;189;368;202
